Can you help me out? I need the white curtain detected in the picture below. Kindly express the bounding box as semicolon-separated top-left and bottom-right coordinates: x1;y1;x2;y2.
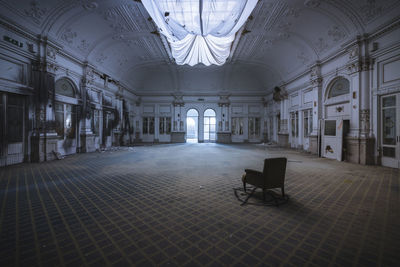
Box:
142;0;257;66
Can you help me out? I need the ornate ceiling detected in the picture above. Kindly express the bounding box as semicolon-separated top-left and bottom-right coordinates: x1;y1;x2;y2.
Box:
1;0;399;95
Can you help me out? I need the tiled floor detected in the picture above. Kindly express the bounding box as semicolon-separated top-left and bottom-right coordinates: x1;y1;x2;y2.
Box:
0;143;399;266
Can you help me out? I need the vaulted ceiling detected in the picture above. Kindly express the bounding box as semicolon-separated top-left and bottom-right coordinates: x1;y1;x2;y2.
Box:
1;0;399;95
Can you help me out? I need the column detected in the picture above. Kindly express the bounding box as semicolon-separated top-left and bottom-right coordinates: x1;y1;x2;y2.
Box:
309;62;322;154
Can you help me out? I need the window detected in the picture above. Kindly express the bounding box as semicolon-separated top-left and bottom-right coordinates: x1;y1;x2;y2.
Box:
324;120;336;136
159;117;171;135
382;96;396;147
248;117;260;137
328;77;350;98
303;109;313;137
55;102;76;139
91;109;100;135
143;117;155;135
231;117;244;135
103;111;113;137
55;79;75;98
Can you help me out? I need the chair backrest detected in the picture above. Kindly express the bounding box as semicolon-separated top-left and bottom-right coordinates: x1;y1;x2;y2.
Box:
262;157;287;188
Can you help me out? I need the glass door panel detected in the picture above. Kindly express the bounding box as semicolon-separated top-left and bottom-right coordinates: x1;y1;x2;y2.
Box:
381;94;400;168
204;109;216;142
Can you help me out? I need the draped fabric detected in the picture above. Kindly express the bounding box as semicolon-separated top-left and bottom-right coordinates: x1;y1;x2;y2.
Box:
142;0;257;66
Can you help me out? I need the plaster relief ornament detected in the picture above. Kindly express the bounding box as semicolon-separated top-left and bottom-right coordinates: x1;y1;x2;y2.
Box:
104;8;129;33
139;55;151;61
283;7;300;18
96;53;108;64
276;21;292;32
349;46;359;60
297;51;310;65
328;26;346;42
360;0;383;23
46;47;56;60
314;37;329;54
118;58;128;67
112;33;125;41
81;0;98;11
25;0;47;21
304;0;321;8
61;28;77;44
77;40;90;52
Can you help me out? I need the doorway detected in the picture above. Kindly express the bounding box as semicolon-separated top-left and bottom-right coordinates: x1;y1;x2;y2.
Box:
186;109;199;143
381;94;400;168
0;93;25;166
203;109;216;142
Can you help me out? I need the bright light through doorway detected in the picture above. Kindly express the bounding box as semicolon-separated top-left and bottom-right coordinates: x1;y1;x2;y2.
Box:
186;109;199;143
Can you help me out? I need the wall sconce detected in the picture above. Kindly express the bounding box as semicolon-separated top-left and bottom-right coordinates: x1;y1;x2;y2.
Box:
314;101;317;107
353;91;356;99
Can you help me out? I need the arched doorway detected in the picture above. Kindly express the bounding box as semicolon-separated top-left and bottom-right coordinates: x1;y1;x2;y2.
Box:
322;77;351;161
55;78;78;155
204;109;216;142
186;109;198;143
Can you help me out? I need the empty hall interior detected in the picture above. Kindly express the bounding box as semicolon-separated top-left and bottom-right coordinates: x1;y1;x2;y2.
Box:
0;0;400;266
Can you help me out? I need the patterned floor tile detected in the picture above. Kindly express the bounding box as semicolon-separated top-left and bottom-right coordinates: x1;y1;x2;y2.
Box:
0;143;399;266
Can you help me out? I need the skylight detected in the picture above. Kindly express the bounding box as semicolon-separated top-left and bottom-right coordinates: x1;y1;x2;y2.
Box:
142;0;257;66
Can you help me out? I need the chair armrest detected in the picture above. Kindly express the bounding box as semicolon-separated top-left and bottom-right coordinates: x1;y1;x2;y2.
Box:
245;169;263;176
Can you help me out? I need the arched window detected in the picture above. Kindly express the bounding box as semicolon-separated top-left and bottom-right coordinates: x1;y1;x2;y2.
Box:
187;109;199;117
328;77;350;98
204;109;216;141
55;78;75;98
